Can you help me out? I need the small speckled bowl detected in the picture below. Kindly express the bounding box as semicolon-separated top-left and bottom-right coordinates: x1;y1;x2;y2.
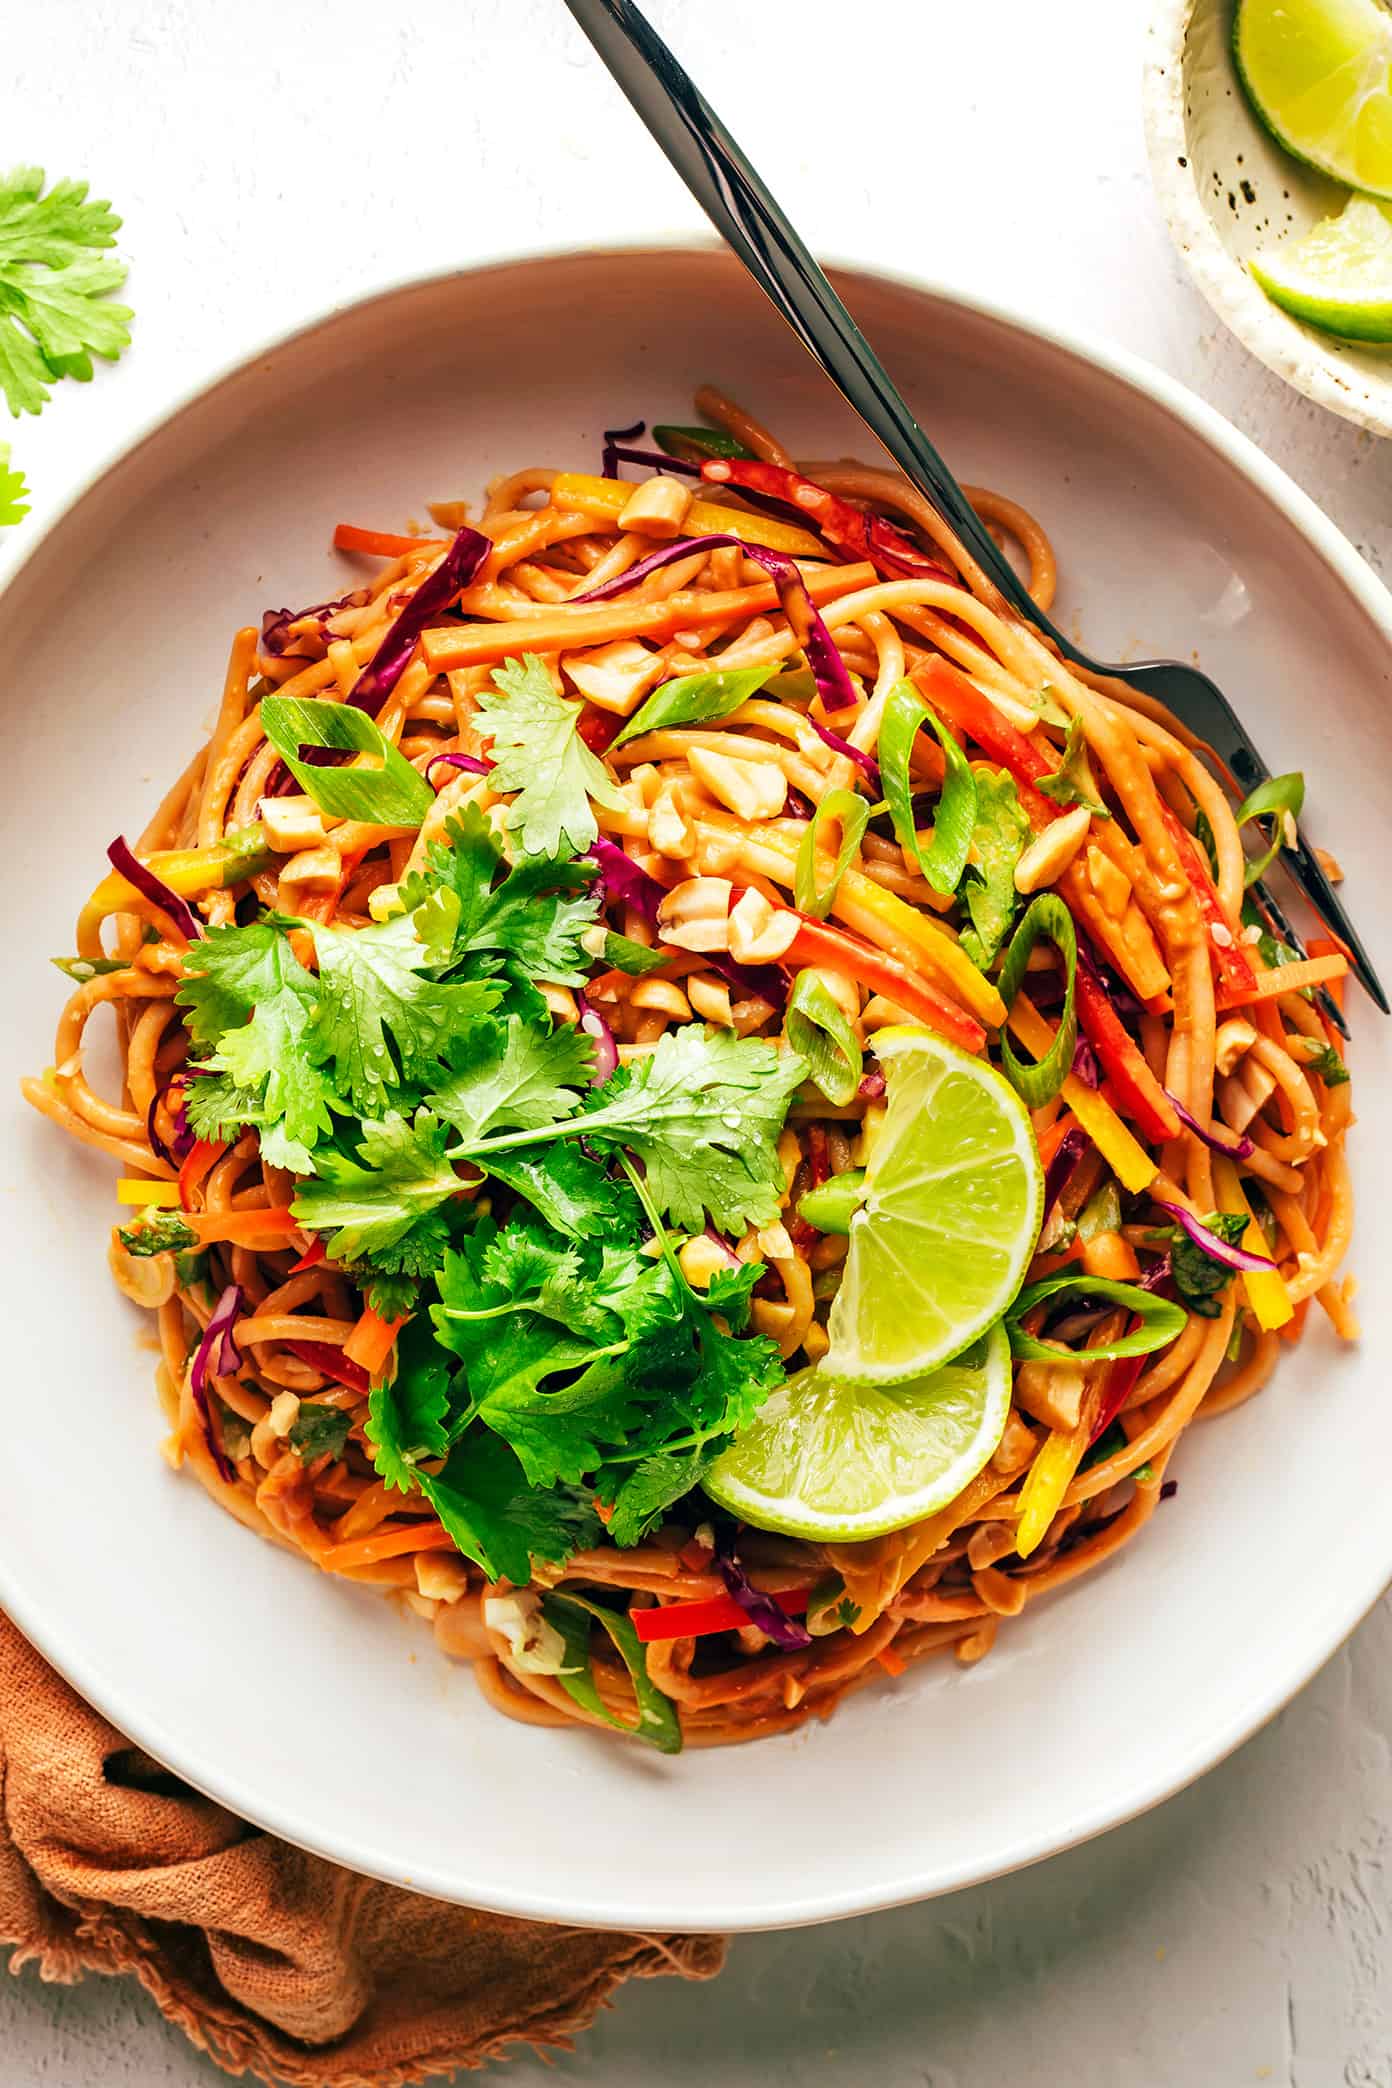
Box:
1144;0;1392;436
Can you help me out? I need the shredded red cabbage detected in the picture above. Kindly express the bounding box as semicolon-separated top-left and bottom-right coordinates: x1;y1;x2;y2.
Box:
1043;1125;1091;1219
349;526;491;714
702;1224;742;1270
146;1076;195;1168
1071;1035;1102;1089
190;1284;243;1481
807;717;881;791
1163;1091;1255;1161
107;837;204;943
587;837;665;924
578;998;619;1085
572;533;857;712
427;750;493;788
602;417;703;480
857;1067;886;1100
1154;1201;1276;1274
259;587;369;661
714;1537;812;1651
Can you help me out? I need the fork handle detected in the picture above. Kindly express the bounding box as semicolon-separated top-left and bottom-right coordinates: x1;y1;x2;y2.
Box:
563;0;1063;638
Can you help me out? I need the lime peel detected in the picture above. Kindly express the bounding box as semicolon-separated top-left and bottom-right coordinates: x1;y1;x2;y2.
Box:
1235;0;1392;199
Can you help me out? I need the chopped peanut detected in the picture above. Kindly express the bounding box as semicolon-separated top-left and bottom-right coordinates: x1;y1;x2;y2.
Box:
538;984;578;1023
757;1221;794;1261
1314;844;1344;883
415;1552;471;1603
1013;1359;1084;1433
727;887;800;964
657;876;733;952
686;744;788;822
687;972;734;1026
278;845;341;894
678;1233;734;1289
1214;1017;1258;1076
616;474;694;539
268;1390;301;1438
1013;805;1091;894
259;794;328;852
1085;842;1132;920
562;639;669;716
649;782;694;859
630;978;692;1020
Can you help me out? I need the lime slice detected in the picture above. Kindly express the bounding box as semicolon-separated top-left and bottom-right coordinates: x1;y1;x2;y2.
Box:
1250;194;1392;339
820;1027;1041;1387
704;1320;1012;1541
1234;0;1392;197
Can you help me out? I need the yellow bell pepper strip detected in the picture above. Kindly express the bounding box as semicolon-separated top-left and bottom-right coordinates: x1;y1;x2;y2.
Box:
691;814;1006;1028
116;1178;184;1207
1211;1153;1294;1331
550;472;827;560
1009;994;1156;1194
77;827;273;960
1015;1424;1089;1559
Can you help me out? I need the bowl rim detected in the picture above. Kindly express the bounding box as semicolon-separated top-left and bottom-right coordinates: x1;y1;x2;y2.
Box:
1142;0;1392;439
5;235;1392;1929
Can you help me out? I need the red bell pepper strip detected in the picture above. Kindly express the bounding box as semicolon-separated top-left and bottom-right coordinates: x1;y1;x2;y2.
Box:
782;914;986;1055
632;1587;810;1643
700;459;957;583
1073;962;1180;1145
178;1139;228;1212
1156;805;1258;1001
289;1237;328;1275
577;703;625;754
911;656;1059;827
1087;1353;1147;1449
286;1341;370;1397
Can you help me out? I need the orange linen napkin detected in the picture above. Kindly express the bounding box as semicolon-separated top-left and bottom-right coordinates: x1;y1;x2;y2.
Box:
0;1614;723;2086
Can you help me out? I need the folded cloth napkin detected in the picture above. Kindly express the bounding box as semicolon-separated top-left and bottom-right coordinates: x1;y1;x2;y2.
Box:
0;1614;723;2086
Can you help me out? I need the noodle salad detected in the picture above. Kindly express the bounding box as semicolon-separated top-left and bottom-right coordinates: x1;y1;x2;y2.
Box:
24;389;1358;1751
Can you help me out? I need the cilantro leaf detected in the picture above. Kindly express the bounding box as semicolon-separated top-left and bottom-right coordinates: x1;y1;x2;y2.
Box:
292;1109;461;1262
960;766;1029;970
0;442;29;526
601;1445;721;1547
483;1142;642;1242
364;1315;452;1490
177;920;333;1169
420;1435;601;1586
475;653;625;859
306;908;500;1117
0;167;132;418
399;806;601;985
430;1015;593;1141
1167;1210;1250;1319
1037;718;1110;819
359;1270;421;1320
116;1208;197;1258
1304;1041;1350;1087
289;1402;351;1463
559;1028;806;1234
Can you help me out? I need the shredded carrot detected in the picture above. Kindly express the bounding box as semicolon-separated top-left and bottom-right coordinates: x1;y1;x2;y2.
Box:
876;1644;908;1678
318;1523;457;1572
342;1304;407;1381
178;1138;227;1211
186;1206;299;1247
420;562;877;671
1079;1230;1141;1282
1217;952;1350;1010
1306;937;1347;1012
333;524;442;559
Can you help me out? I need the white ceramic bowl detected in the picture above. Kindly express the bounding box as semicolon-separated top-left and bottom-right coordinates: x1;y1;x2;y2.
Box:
1144;0;1392;436
4;245;1392;1932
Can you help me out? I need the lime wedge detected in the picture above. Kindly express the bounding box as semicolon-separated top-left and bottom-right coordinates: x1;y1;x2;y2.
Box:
1250;193;1392;339
823;1027;1042;1387
704;1320;1012;1541
1234;0;1392;197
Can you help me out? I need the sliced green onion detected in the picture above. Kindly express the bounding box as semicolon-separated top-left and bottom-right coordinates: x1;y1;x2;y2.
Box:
1235;771;1305;887
260;695;435;828
612;663;777;748
652;423;754;463
786;970;863;1106
1076;1180;1122;1244
52;954;132;981
1005;1272;1187;1363
997;893;1078;1108
798;1168;867;1235
794;788;870;920
542;1590;682;1753
879;680;977;895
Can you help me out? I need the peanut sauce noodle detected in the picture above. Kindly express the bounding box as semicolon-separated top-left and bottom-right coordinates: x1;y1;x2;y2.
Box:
23;387;1358;1750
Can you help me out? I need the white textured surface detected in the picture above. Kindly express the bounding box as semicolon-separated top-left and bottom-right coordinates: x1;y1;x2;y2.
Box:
5;0;1392;2080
